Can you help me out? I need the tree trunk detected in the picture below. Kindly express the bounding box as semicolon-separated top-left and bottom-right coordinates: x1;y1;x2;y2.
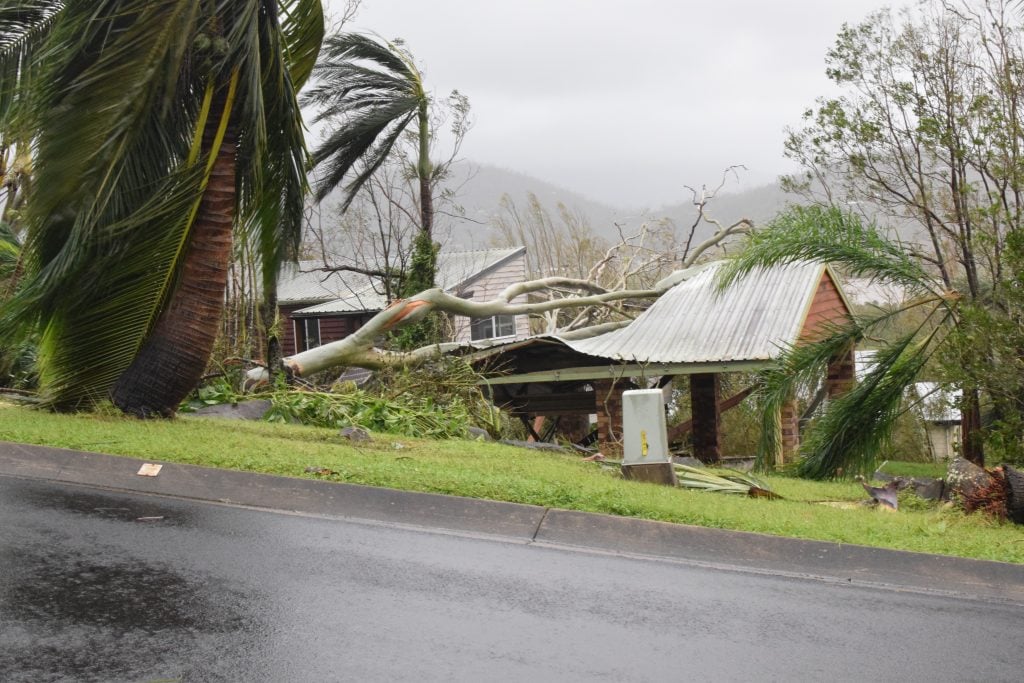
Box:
961;388;984;467
111;125;237;417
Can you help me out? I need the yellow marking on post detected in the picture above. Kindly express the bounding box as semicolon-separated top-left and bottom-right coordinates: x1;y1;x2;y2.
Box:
641;430;648;457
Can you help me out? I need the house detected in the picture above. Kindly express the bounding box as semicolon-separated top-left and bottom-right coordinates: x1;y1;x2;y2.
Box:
277;246;530;356
913;381;961;462
461;260;856;464
858;352;960;462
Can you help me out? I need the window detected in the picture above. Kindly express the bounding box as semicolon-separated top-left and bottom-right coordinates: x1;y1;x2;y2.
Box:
470;314;516;341
296;317;321;351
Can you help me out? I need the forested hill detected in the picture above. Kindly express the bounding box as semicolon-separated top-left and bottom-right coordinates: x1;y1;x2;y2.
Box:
439;162;796;248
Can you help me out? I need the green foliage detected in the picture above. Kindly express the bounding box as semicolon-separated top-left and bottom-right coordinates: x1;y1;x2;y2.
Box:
795;332;937;479
183;356;507;440
0;1;324;409
779;3;1024;469
723;206;956;479
673;464;777;497
265;389;471;439
302;32;427;208
0;333;36;390
717;205;939;298
391;232;441;349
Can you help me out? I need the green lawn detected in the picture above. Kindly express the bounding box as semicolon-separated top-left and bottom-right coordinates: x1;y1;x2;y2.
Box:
2;401;1022;563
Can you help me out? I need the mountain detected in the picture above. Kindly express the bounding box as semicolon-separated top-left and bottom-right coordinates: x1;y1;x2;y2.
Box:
438;162;796;249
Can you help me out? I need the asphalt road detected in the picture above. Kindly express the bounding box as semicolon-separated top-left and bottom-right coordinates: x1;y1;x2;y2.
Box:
1;475;1022;682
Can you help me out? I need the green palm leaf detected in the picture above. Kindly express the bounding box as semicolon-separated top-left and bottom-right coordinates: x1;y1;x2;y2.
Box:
717;205;944;301
721;205;958;479
302;32;426;208
0;0;324;410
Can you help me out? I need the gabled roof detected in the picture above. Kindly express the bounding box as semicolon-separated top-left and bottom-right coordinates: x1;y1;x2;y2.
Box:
465;260;853;382
280;246;525;315
568;260;843;363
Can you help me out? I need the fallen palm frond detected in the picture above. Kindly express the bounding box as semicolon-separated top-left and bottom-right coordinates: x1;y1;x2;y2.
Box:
586;457;782;498
673;464;781;499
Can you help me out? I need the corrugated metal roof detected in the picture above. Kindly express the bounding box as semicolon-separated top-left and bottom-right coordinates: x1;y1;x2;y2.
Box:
283;247;525;314
436;246;524;293
292;290;386;315
277;261;376;305
566;261;826;363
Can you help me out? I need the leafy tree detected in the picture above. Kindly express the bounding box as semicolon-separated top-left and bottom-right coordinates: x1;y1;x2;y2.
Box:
729;0;1024;475
0;0;324;414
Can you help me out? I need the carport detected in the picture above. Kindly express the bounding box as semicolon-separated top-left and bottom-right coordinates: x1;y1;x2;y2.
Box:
463;261;856;464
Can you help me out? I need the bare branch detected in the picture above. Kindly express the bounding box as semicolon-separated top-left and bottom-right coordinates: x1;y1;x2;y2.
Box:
246;265;706;384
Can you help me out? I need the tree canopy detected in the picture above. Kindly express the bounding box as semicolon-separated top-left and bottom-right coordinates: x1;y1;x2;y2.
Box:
733;0;1024;475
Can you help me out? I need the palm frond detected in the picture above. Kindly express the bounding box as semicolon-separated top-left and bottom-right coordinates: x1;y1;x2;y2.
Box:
753;318;866;471
0;1;64;131
276;0;325;88
0;220;20;279
303;31;425;208
1;0;324;409
716;205;945;302
794;316;949;479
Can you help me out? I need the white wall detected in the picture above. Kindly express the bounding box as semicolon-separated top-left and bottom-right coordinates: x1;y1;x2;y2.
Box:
450;253;531;343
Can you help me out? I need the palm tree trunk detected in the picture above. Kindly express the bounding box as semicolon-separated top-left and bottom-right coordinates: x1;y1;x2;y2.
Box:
111;124;237;417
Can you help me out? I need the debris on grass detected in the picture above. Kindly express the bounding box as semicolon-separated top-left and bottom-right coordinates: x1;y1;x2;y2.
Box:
304;466;338;476
673;464;782;499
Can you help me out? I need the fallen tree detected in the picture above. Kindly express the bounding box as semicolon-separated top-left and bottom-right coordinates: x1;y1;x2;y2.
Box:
247;214;751;384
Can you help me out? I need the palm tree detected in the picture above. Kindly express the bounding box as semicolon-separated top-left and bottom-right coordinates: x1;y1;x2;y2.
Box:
301;32;439;306
718;205;974;479
0;0;324;415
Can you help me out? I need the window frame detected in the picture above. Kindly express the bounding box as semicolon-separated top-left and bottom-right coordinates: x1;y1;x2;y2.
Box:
470;313;517;341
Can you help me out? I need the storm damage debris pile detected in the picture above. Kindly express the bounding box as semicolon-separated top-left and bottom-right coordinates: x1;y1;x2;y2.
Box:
946;459;1024;524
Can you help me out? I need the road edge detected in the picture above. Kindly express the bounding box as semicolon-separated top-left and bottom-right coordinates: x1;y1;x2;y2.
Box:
3;440;1023;604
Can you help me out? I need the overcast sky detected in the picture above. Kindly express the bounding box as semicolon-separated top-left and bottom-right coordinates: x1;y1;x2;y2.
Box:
325;0;897;209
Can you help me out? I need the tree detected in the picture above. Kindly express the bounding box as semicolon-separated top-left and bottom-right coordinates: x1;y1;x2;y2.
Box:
302;32;464;345
0;0;324;415
731;0;1024;474
302;89;472;307
720;205;963;478
245;189;752;385
491;181;749;334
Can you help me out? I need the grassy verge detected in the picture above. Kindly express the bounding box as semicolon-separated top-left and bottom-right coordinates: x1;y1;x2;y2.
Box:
876;460;947;479
2;401;1022;563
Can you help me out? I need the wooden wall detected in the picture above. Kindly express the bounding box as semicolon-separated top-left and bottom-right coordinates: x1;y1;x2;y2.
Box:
449;253;531;343
798;270;851;342
280;304;373;356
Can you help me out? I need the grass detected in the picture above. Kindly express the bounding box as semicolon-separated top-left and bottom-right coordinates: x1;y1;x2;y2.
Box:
2;401;1023;563
876;460;947;479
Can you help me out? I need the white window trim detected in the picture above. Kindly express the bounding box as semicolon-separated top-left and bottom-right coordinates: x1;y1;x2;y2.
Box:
294;317;321;352
470;314;517;341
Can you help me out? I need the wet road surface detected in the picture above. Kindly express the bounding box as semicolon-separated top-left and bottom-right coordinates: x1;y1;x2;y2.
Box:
1;475;1022;682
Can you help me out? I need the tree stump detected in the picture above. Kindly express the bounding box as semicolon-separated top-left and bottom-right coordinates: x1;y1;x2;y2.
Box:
945;458;994;501
1003;464;1024;525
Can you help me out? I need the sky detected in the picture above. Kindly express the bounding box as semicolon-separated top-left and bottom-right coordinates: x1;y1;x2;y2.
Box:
325;0;897;209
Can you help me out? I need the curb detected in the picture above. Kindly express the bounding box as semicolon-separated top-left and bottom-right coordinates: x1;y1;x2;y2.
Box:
3;440;1023;605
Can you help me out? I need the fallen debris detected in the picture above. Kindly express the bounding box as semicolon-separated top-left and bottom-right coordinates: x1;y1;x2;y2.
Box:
136;463;162;477
304;466;338;476
339;426;371;443
856;476;900;510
